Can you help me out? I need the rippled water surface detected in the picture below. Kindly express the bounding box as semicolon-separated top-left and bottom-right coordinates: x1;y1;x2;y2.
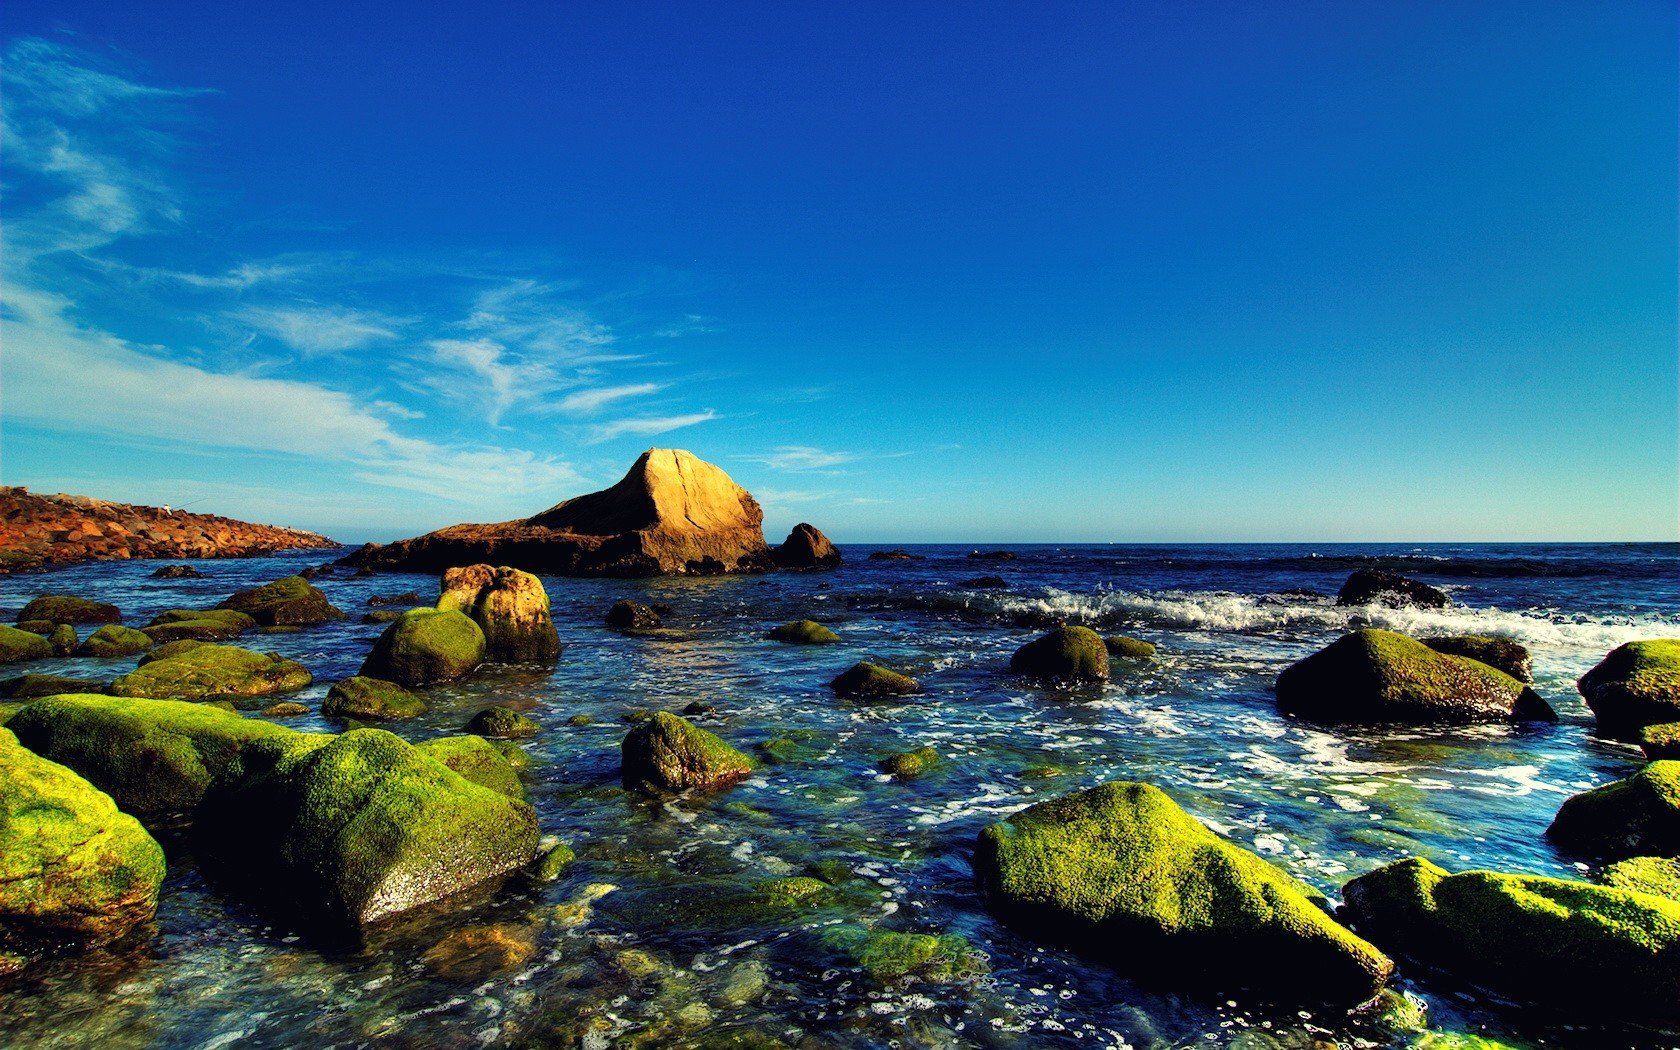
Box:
5;543;1680;1049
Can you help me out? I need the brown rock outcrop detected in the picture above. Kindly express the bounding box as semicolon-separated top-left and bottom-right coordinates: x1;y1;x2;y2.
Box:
772;523;842;569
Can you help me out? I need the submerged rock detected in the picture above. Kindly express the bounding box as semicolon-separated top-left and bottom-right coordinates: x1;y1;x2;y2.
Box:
437;564;560;663
605;599;661;631
974;781;1393;1005
1342;856;1680;1028
1103;634;1157;662
968;550;1017;561
359;608;486;687
422;922;536;980
766;619;839;644
75;624;153;658
0;625;53;664
1547;761;1680;860
322;676;425;721
150;564;205;579
880;745;940;779
465;705;539;740
1335;569;1449;609
1577;639;1680;740
141;608;255;643
772;523;841;569
215;575;344;627
821;925;984;984
621;712;755;793
1010;626;1110;681
0;727;164;945
17;595;121;625
1422;635;1532;682
415;735;525;799
830;661;921;699
111;643;311;703
1276;628;1553;725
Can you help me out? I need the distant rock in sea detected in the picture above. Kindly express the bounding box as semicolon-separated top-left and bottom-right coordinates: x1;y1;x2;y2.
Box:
346;448;839;578
0;487;337;573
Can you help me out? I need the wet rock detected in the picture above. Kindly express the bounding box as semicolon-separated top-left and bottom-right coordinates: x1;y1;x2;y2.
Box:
1342;856;1680;1028
1;674;107;699
47;624;78;656
532;840;575;881
1276;628;1553;725
17;596;121;625
14;620;54;635
880;745;940;779
422;922;535;980
1577;639;1680;740
75;624;153;658
820;926;985;984
141;608;256;643
830;661;920;699
1104;635;1156;662
216;575;344;627
413;734;525;800
567;714;595;727
465;705;539;739
1641;722;1680;761
322;676;425;721
606;599;661;631
765;619;839;644
150;564;205;579
1602;855;1680;901
437;564;561;663
0;625;53;664
1547;760;1680;860
974;781;1393;1005
361;609;405;624
967;550;1017;561
1422;635;1531;682
621;712;755;793
683;701;718;716
358;608;486;687
1010;626;1110;681
366;590;421;606
868;550;921;561
772;523;841;569
261;702;309;718
111;643;311;703
1335;569;1449;609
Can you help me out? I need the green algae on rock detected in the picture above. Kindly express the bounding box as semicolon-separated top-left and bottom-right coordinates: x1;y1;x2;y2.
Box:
322;676;425;721
1103;634;1156;662
820;926;985;984
622;712;755;793
17;595;121;625
1276;628;1554;725
48;624;78;656
215;575;344;627
359;607;486;687
532;840;576;881
1578;639;1680;740
880;744;940;779
141;608;256;643
1547;760;1680;860
1642;722;1680;761
436;564;561;663
0;624;53;665
766;619;840;644
1341;856;1680;1028
111;643;312;703
0;727;164;945
0;673;107;699
195;727;539;929
415;734;525;799
974;781;1393;1005
75;624;153;658
1602;856;1680;901
465;705;539;739
1422;634;1532;682
1010;625;1110;681
829;661;921;699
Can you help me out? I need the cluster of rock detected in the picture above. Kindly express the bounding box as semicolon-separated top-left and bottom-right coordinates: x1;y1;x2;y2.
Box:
0;487;337;573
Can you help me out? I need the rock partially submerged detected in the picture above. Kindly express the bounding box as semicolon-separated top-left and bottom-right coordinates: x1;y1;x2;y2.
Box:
216;575;343;627
772;523;841;569
415;735;525;799
1547;761;1680;860
141;608;255;643
437;565;560;663
605;600;661;631
465;706;539;740
75;624;153;658
1577;639;1680;740
150;564;206;579
1;674;107;699
0;625;53;665
111;643;311;703
359;608;486;687
1010;626;1109;682
830;662;921;699
621;712;755;793
766;619;840;644
880;745;940;779
1422;635;1532;682
1336;569;1449;608
322;677;425;721
17;596;121;625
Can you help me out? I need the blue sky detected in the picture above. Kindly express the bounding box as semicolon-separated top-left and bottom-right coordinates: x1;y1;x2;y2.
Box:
2;2;1675;543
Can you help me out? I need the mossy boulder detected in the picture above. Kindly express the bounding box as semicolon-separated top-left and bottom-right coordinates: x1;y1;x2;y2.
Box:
15;620;55;635
1578;639;1680;740
1335;569;1449;609
1642;722;1680;761
1602;856;1680;901
322;677;425;721
359;608;486;687
215;575;344;627
362;609;405;624
0;625;53;665
1546;761;1680;860
195;727;539;928
820;926;984;985
1103;635;1156;662
1422;635;1532;682
1276;628;1554;725
75;624;153;658
465;705;539;739
141;608;255;643
605;600;661;631
1341;856;1680;1028
415;735;524;799
622;712;755;793
17;596;121;625
6;694;299;818
880;745;940;779
0;728;164;945
1;674;106;699
436;564;560;663
47;624;78;657
830;661;920;699
974;781;1393;1005
767;620;840;645
1010;626;1110;681
111;643;312;703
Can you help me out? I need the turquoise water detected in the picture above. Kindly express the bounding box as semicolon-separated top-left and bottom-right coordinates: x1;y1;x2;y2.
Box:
4;543;1679;1048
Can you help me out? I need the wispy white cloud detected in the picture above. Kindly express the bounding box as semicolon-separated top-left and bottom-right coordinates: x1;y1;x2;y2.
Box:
747;445;859;471
237;304;401;356
120;260;305;290
553;382;664;415
587;410;719;444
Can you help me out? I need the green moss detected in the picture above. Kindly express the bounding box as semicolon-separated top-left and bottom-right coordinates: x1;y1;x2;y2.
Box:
1422;635;1531;682
1020;765;1064;780
17;596;120;625
806;859;856;886
414;735;524;799
0;624;53;665
1010;626;1110;681
1579;639;1680;739
1103;635;1157;662
829;661;920;699
1602;856;1680;901
566;714;594;727
754;729;826;766
974;781;1392;1005
1641;722;1680;760
111;643;312;703
15;620;54;635
1342;856;1680;1028
215;575;344;627
754;876;828;906
880;744;940;779
75;624;153;658
6;694;300;818
322;676;425;721
140;639;207;663
621;712;755;793
1547;760;1680;859
491;739;530;770
141;608;255;643
820;926;985;984
766;619;840;644
47;624;78;656
362;609;405;624
1;673;106;699
0;727;164;944
465;705;539;739
358;607;486;687
533;841;576;881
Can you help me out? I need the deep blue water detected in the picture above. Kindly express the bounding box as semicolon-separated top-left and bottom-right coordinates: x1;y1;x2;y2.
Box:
3;542;1679;1049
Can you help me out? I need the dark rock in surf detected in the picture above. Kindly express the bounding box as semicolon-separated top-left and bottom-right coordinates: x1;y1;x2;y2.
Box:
773;523;841;569
1335;569;1449;609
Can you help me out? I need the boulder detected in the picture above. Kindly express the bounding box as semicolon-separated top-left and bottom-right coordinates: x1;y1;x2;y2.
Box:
1342;857;1680;1028
322;677;426;721
1335;569;1449;609
868;550;921;561
0;727;164;944
1546;761;1680;860
605;599;661;631
215;575;344;627
821;926;984;985
1275;629;1554;725
359;608;486;687
436;564;560;663
110;643;311;703
772;523;841;569
1;674;106;699
366;590;422;606
1104;635;1156;662
1642;722;1680;761
1602;856;1680;901
194;727;538;929
880;745;939;779
48;624;78;656
16;595;121;625
150;564;205;579
621;712;755;793
1422;635;1532;682
362;610;405;624
75;624;153;658
766;619;840;644
0;625;52;664
830;661;921;699
975;782;1392;1005
141;608;255;643
6;694;298;818
15;620;55;635
415;735;525;799
967;550;1018;561
1577;639;1680;740
465;705;539;739
1010;626;1110;681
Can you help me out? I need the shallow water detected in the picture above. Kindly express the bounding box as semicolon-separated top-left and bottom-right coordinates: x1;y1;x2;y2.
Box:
4;542;1679;1049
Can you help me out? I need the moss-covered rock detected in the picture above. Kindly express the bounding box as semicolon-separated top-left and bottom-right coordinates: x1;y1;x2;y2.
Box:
195;727;539;928
0;727;164;945
1546;761;1680;860
1578;639;1680;740
766;620;840;644
415;735;524;799
0;625;53;665
215;575;344;627
1422;635;1532;682
6;694;299;818
1103;635;1156;662
465;705;539;739
15;620;55;635
17;596;121;626
622;712;755;793
1010;626;1110;681
830;661;921;699
361;609;405;624
1643;722;1680;761
1342;856;1680;1028
359;608;486;687
322;676;425;721
533;840;575;881
47;624;78;657
880;745;940;779
974;781;1393;1005
1602;856;1680;901
261;702;309;718
111;643;312;703
1276;628;1554;725
436;564;560;663
605;600;661;631
1;673;106;699
142;639;207;663
820;926;985;985
141;608;256;643
75;624;153;658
